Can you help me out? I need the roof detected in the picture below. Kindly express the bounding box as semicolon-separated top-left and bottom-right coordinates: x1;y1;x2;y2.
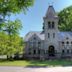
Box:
45;5;58;18
24;31;45;41
24;31;72;42
58;32;72;41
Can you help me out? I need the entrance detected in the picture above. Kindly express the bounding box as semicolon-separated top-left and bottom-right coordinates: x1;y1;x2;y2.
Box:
48;45;55;56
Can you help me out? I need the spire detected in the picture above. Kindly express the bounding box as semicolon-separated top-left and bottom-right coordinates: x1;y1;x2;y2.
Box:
45;5;57;18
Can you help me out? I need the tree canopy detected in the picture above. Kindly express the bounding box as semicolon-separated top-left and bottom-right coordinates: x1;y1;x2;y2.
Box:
58;5;72;31
0;0;34;17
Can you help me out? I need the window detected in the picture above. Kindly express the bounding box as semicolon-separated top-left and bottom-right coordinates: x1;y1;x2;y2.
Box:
66;37;69;40
71;41;72;44
48;33;50;38
62;42;64;45
28;48;31;55
48;21;51;29
38;42;41;44
33;42;36;48
62;50;64;54
34;37;36;40
53;33;55;38
38;49;40;54
33;49;36;54
38;42;41;48
66;41;69;44
71;49;72;53
52;22;55;29
67;49;69;54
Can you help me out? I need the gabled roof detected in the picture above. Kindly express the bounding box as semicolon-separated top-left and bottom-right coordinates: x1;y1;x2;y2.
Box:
24;31;45;41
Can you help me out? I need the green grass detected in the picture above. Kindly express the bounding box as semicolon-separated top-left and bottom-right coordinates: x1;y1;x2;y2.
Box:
0;59;72;67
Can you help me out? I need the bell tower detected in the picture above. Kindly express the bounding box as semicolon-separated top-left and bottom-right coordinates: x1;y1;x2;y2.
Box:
43;5;59;51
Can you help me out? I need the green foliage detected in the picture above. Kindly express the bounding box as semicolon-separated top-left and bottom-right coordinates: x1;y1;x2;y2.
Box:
4;19;22;35
58;6;72;31
0;0;34;16
0;32;24;57
0;0;34;59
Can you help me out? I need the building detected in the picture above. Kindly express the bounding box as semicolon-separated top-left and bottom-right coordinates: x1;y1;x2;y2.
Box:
24;5;72;59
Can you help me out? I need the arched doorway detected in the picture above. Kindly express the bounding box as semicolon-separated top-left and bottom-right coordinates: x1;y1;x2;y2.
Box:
48;45;55;56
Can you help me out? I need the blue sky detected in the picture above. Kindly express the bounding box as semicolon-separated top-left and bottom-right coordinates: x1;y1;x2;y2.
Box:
10;0;72;37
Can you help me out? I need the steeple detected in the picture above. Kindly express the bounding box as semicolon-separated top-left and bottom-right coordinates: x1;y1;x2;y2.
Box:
45;5;58;18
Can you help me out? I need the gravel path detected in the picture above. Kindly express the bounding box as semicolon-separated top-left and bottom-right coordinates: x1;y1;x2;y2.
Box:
0;66;72;72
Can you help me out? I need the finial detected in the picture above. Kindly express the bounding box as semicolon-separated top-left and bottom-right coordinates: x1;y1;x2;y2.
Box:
48;0;54;6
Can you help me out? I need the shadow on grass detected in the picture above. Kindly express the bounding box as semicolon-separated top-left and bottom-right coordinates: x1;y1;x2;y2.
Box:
25;59;72;68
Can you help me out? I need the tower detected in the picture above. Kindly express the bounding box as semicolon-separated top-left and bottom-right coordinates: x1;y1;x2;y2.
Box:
43;5;59;56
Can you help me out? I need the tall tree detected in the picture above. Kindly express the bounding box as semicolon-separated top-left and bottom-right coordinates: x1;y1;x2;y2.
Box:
58;6;72;31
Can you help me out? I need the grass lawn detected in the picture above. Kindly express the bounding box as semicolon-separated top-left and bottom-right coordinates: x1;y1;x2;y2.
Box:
0;59;72;67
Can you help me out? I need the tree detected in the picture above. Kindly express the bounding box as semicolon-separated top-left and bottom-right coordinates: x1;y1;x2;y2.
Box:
0;0;34;17
58;6;72;31
0;0;34;31
0;0;34;60
6;35;24;60
0;32;24;60
4;19;22;35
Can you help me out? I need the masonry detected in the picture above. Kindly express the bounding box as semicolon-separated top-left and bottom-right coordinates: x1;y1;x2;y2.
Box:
24;5;72;60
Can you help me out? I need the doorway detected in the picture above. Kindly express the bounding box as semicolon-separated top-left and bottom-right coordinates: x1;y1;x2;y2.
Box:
48;45;55;56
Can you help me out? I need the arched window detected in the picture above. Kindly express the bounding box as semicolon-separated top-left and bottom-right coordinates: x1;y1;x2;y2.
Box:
48;21;51;29
52;21;55;29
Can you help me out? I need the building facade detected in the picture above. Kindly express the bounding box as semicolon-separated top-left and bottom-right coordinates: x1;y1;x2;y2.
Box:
24;5;72;59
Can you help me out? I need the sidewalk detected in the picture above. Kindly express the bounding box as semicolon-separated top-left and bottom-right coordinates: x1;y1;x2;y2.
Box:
0;66;72;72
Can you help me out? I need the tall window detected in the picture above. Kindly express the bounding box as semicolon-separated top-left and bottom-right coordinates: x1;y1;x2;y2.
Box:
38;49;40;54
62;49;64;54
48;21;51;29
67;49;69;54
28;48;31;55
53;33;55;38
48;33;50;38
33;49;36;55
52;22;55;29
71;41;72;45
38;42;41;48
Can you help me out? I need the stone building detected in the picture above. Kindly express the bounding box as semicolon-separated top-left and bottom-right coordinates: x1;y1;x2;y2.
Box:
24;5;72;59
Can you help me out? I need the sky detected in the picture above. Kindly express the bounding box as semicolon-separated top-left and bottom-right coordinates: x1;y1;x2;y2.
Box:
10;0;72;37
